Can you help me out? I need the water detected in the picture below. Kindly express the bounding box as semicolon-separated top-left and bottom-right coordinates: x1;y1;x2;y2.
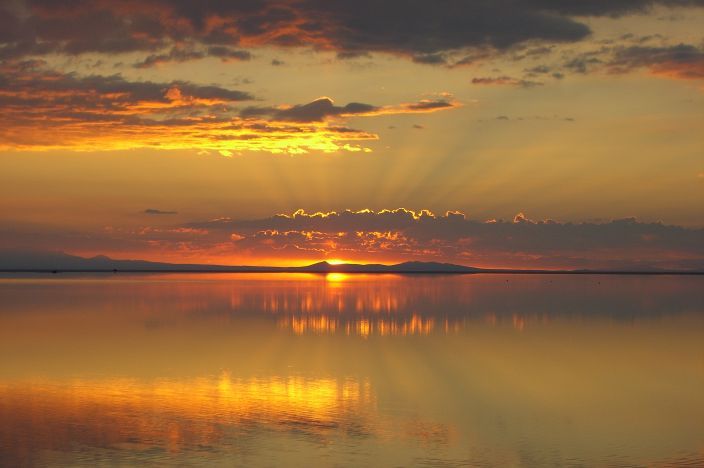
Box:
0;273;702;467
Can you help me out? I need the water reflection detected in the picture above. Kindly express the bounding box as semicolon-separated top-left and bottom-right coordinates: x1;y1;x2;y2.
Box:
1;374;390;466
0;273;702;466
280;313;443;336
1;375;374;443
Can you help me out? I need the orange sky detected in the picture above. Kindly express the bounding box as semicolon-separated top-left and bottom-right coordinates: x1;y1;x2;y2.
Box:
0;0;703;269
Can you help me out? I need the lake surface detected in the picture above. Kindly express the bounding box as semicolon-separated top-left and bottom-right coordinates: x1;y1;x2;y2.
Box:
0;273;702;467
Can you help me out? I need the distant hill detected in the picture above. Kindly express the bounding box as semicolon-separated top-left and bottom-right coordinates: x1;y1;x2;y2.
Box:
0;250;235;271
299;261;479;273
0;251;479;273
1;251;699;275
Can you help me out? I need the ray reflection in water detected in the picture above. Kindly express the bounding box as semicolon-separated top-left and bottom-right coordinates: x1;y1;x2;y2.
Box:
279;313;449;337
0;375;379;462
0;273;703;466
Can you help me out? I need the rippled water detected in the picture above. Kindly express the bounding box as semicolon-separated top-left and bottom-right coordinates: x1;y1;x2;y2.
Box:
1;273;702;466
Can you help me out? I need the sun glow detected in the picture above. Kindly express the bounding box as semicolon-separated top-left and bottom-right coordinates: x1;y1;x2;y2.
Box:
326;258;347;265
325;272;350;283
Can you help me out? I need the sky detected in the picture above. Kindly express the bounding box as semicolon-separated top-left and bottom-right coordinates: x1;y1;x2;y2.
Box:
0;0;703;269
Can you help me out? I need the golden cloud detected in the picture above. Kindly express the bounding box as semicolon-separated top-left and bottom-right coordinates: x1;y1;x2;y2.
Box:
0;62;458;154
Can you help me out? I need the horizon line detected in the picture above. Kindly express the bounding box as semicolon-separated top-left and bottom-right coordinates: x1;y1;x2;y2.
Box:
1;254;702;275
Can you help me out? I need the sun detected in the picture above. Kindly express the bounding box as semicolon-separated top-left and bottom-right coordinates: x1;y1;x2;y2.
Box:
326;258;347;265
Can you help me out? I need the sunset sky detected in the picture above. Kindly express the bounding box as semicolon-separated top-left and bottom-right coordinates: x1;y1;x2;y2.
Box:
1;0;703;269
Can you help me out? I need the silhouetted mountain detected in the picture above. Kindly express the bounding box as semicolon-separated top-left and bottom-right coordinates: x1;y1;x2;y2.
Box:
0;251;699;274
0;250;233;271
0;251;480;273
299;261;479;273
389;261;479;272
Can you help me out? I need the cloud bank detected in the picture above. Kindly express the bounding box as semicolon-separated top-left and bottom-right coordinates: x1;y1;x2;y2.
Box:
4;208;700;270
0;60;457;153
182;208;703;269
2;0;702;63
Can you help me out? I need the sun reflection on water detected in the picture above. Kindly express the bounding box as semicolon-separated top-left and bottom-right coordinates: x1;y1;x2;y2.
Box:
325;272;350;283
0;274;702;466
280;313;442;336
0;373;380;460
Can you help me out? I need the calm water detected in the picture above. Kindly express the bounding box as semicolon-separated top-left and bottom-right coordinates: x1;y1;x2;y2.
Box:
0;273;702;467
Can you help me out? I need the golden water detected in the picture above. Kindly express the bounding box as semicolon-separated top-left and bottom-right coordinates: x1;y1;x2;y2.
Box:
1;274;702;466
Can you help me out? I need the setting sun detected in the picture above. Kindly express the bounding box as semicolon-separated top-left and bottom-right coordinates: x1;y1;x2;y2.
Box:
326;259;347;265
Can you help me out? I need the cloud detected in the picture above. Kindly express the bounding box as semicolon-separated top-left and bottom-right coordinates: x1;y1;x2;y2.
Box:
206;46;253;61
2;208;702;269
0;61;456;153
180;208;704;270
280;99;375;121
403;100;457;112
524;64;553;76
412;53;448;65
607;44;704;79
0;59;253;103
144;209;178;215
562;52;605;74
133;46;252;68
2;0;701;65
523;0;704;16
471;76;544;87
240;97;460;123
133;48;207;69
553;42;704;81
336;51;372;60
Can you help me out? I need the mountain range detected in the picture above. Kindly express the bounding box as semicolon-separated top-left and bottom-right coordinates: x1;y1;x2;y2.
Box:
0;251;700;274
0;250;479;273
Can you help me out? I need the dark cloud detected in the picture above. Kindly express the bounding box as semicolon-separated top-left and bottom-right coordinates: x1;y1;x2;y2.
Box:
0;6;164;59
183;208;704;270
524;64;552;75
472;76;544;87
449;51;494;67
0;60;253;103
296;0;592;55
554;42;704;79
134;48;205;69
0;61;455;152
405;100;455;111
134;46;251;68
206;46;253;61
412;53;448;65
2;209;702;270
1;0;700;64
273;98;379;122
607;43;704;78
144;209;178;215
336;51;372;60
524;46;554;56
563;52;604;74
239;97;459;123
523;0;704;16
